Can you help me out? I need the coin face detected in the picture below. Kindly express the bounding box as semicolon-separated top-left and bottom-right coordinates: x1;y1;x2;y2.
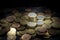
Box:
28;12;37;17
52;22;60;28
44;19;52;25
7;27;16;35
27;22;36;27
37;20;44;25
35;26;47;33
42;24;52;29
6;15;16;22
45;14;51;19
11;23;20;28
26;29;35;34
21;34;31;40
37;15;45;20
52;17;60;22
48;29;60;35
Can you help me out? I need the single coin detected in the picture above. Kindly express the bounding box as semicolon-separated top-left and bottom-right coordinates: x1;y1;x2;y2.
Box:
37;20;44;25
27;22;36;27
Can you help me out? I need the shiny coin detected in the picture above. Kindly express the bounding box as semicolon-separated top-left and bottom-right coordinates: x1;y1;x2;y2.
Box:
27;22;36;27
44;19;52;25
28;12;37;17
37;20;44;25
7;27;16;36
37;15;45;20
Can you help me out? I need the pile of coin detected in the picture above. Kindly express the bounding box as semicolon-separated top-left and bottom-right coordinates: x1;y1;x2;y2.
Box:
0;8;60;40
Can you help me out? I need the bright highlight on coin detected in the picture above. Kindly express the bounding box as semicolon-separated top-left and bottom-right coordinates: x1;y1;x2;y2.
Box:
37;20;44;25
28;12;37;17
37;15;45;20
27;22;36;27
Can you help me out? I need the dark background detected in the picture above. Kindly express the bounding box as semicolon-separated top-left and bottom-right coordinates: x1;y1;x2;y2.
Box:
0;0;60;18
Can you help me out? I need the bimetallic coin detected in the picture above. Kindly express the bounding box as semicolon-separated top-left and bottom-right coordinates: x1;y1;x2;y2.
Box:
28;12;37;17
37;15;45;20
37;20;44;25
27;22;36;27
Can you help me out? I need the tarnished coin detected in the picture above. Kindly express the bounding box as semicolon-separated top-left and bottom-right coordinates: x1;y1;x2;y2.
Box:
6;15;16;22
17;31;26;36
35;26;47;33
21;15;29;20
11;23;20;28
14;13;21;17
20;34;31;40
20;19;28;25
44;31;51;38
17;26;25;31
52;17;60;22
37;20;44;25
51;22;60;28
27;22;36;27
48;29;60;35
42;24;52;29
25;29;35;35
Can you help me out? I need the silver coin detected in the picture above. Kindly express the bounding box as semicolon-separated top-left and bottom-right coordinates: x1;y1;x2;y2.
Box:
37;15;45;20
37;20;44;25
28;12;37;17
27;22;36;27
